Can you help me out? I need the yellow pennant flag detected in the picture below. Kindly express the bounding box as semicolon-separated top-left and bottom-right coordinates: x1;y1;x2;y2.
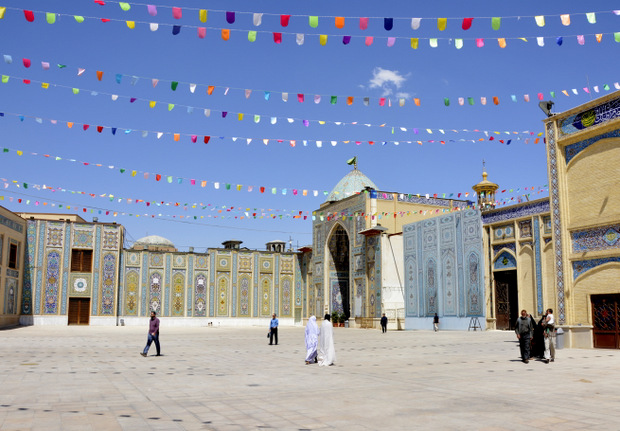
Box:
149;101;156;108
199;9;207;23
41;82;49;89
437;18;447;31
411;38;419;49
126;21;135;29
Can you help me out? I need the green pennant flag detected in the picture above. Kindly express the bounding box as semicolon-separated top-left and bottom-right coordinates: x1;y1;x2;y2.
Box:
171;81;178;91
491;17;501;30
444;98;450;106
330;96;337;104
120;168;125;173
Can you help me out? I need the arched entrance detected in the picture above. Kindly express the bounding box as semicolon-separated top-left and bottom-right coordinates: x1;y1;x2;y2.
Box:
327;224;350;320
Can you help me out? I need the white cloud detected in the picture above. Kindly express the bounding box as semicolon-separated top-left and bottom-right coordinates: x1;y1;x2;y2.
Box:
367;67;409;97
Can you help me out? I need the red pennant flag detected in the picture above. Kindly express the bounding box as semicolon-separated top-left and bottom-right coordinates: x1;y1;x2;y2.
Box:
273;32;282;43
94;0;105;5
23;79;31;84
280;15;291;27
23;58;31;68
156;174;162;181
260;187;265;193
297;93;304;102
191;135;197;143
204;136;210;144
24;10;35;22
101;18;110;23
462;18;473;30
489;136;495;140
83;124;89;131
97;126;103;133
172;7;182;19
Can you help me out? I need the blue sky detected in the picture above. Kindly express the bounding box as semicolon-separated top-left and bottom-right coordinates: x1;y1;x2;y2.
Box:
0;1;618;250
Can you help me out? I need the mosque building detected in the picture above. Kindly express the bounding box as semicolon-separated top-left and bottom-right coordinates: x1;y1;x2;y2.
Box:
1;92;620;349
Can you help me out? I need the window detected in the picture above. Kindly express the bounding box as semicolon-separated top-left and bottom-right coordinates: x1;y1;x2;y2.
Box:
71;249;93;272
8;243;18;269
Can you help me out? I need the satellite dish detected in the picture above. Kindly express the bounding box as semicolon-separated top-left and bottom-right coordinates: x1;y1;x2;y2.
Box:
538;100;555;117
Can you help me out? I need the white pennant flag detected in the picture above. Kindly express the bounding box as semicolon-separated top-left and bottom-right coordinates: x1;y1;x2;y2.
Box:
314;95;321;104
282;92;288;102
189;83;196;93
204;109;210;117
111;94;119;101
157;132;163;139
296;34;305;45
150;23;159;31
287;118;294;123
537;37;544;47
316;141;322;148
270;117;277;124
253;13;263;26
411;18;421;30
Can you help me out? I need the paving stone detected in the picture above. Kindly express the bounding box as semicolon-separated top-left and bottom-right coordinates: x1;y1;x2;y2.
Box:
0;326;619;430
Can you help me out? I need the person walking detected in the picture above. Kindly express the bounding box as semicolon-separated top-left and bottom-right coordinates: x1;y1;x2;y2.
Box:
305;315;319;364
433;313;439;332
542;308;556;364
380;313;388;333
140;311;160;357
515;309;534;363
269;313;279;345
318;314;336;366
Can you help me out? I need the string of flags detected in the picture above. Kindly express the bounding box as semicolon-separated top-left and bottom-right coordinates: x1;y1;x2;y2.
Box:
2;7;620;49
0;184;549;222
31;2;620;32
0;152;549;205
4;51;620;108
0;76;546;140
0;110;545;147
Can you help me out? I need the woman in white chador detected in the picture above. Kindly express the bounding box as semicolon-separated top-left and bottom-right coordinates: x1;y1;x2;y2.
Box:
318;314;336;366
305;315;319;364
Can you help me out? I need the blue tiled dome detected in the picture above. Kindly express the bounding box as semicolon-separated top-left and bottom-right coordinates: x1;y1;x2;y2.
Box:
326;168;378;202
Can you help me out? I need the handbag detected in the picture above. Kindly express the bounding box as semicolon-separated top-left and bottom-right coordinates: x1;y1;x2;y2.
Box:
267;332;270;338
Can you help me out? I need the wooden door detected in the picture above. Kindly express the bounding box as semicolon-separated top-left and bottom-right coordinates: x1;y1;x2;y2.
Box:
592;294;620;349
495;280;510;330
68;298;90;325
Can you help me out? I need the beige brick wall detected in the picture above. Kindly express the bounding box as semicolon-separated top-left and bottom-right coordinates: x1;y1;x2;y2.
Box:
566;138;620;228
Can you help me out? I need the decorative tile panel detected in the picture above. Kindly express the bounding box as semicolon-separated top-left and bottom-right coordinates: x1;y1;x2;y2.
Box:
482;200;550;225
519;220;532;238
572;224;620;252
46;222;64;248
194;273;207;317
102;226;120;250
69;274;92;297
493;224;515;240
573;257;620;280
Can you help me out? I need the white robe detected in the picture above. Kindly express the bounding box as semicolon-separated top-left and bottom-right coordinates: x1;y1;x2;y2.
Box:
318;319;336;366
305;316;319;362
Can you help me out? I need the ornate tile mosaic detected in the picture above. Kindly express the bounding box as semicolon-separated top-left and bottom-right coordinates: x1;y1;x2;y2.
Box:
172;254;187;268
572;224;620;252
547;120;566;324
564;128;620;164
171;270;185;316
149;253;164;267
44;251;60;314
102;226;119;250
124;269;139;315
5;278;17;315
494;251;517;270
493;224;515;240
519;220;532;238
72;228;94;249
543;216;552;234
572;257;620;280
493;242;516;256
46;223;64;248
482;200;550;225
0;213;24;233
559;97;620;137
69;274;91;296
100;253;116;315
194;273;207;317
126;252;140;266
195;254;209;269
404;209;484;318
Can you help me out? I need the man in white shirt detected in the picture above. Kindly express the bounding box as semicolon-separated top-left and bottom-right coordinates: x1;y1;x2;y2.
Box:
543;308;555;363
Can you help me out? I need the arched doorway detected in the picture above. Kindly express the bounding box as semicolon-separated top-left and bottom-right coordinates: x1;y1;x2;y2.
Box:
327;224;350;320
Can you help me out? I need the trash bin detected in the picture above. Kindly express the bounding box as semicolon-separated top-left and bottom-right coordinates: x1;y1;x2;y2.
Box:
344;320;349;328
120;318;125;326
555;327;564;349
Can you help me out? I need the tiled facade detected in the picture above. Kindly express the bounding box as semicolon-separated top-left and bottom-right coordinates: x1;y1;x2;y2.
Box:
0;206;26;328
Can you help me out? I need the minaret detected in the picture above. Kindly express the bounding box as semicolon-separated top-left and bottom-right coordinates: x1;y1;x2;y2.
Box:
472;160;499;212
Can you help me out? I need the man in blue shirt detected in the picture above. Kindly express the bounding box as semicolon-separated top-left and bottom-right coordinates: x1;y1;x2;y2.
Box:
269;313;279;345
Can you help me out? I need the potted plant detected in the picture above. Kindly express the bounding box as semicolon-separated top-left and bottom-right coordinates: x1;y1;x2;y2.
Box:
331;311;341;327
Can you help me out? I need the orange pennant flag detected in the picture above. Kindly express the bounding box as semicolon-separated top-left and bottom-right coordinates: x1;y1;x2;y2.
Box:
493;96;500;105
174;133;180;141
207;85;215;95
96;71;103;81
222;29;230;40
596;34;602;43
347;96;353;105
335;17;345;28
67;122;74;128
414;98;421;106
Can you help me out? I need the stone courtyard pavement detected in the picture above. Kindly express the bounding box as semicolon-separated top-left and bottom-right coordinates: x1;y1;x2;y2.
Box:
1;326;619;431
